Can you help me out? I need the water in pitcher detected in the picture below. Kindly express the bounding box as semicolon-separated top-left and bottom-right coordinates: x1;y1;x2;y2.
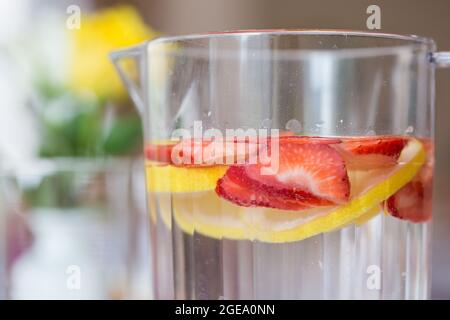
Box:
145;134;432;300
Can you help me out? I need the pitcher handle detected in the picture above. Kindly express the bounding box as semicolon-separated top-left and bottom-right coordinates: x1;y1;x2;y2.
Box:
431;51;450;68
110;45;145;115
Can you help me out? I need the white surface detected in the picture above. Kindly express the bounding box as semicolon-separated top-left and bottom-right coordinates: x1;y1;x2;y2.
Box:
10;210;109;300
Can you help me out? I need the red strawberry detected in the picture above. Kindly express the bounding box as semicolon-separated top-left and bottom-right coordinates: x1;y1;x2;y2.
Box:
145;143;175;164
170;138;216;166
247;142;350;203
145;137;261;166
276;135;341;145
340;136;408;157
145;139;234;166
337;136;409;170
384;139;433;223
385;180;432;223
145;134;340;167
216;166;311;210
216;141;350;210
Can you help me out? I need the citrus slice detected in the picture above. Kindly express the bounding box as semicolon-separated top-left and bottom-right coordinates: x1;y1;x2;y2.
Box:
353;205;381;225
145;162;228;193
162;138;425;243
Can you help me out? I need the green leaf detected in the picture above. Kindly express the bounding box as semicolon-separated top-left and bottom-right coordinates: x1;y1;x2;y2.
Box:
102;115;142;155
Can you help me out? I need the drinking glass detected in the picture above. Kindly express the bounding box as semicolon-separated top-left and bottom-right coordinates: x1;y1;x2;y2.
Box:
111;30;450;299
1;158;148;299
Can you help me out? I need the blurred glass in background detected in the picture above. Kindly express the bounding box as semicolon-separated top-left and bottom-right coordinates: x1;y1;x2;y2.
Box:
0;180;6;300
1;159;149;299
0;0;156;299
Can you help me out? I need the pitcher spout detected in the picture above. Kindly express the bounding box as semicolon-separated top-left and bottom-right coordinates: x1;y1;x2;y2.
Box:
110;44;145;115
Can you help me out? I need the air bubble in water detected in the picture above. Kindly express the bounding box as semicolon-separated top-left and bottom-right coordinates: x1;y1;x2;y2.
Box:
366;129;376;136
260;118;272;129
285;119;302;133
405;126;414;134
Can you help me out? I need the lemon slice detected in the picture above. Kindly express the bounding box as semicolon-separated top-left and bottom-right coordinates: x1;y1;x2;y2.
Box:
353;205;381;225
145;163;228;193
156;138;425;243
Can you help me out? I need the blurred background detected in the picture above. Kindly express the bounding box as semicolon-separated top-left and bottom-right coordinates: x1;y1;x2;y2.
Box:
0;0;449;299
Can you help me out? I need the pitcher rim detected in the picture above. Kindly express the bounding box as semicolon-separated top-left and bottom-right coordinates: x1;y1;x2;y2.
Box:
147;29;435;48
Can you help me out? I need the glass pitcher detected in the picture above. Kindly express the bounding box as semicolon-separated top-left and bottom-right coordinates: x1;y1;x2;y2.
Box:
111;30;449;300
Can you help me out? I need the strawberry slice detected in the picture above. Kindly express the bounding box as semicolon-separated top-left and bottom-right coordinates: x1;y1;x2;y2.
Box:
385;180;432;223
145;139;231;166
145;143;175;164
216;166;311;210
145;135;341;167
170;138;217;166
384;139;433;223
276;135;341;145
337;136;409;170
216;141;350;210
245;142;350;204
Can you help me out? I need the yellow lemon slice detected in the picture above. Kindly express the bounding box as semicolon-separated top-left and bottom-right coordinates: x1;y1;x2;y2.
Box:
154;138;425;243
353;205;381;225
145;163;228;193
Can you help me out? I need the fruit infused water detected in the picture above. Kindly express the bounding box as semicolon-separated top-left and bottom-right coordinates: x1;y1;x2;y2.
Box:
145;134;432;299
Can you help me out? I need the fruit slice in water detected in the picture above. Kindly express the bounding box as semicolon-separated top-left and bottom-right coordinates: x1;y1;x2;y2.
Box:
145;141;177;164
145;162;228;193
216;142;350;209
168;138;425;243
385;181;432;223
145;135;342;194
384;139;433;223
145;138;260;167
144;134;339;167
353;205;381;225
216;166;312;210
337;136;408;170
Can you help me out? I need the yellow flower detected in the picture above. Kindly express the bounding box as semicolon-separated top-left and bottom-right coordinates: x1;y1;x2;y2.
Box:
68;5;157;100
